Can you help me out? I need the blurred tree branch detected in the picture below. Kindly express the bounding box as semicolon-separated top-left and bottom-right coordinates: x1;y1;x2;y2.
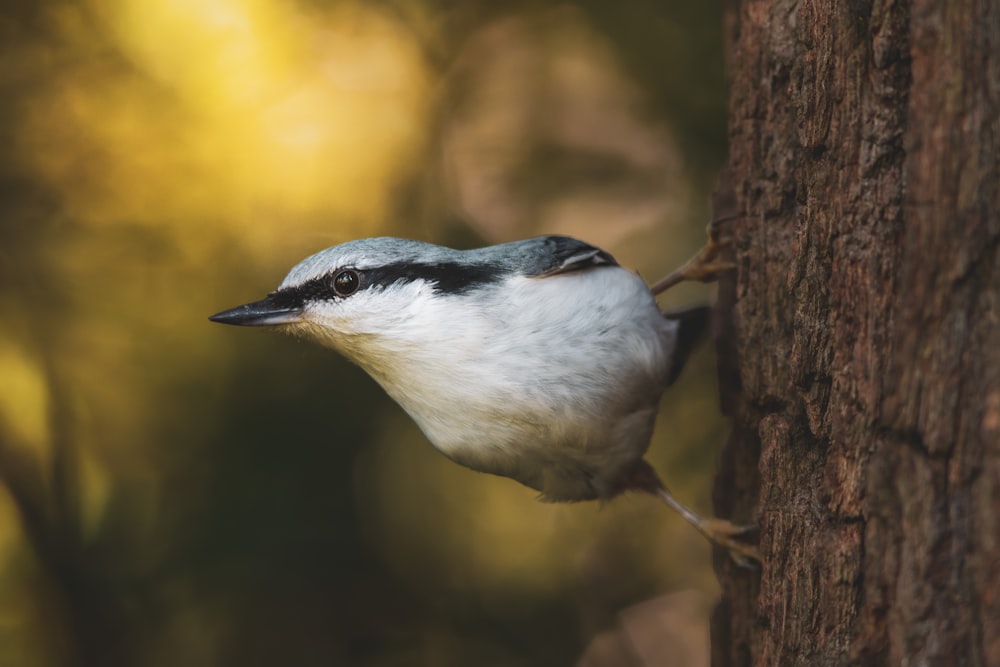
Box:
0;349;130;667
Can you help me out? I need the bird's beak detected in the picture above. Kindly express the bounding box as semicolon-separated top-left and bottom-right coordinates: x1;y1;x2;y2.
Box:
209;296;304;327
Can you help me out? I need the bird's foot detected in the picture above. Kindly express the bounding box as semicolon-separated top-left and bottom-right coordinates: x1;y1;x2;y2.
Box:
695;517;761;567
646;474;761;567
649;215;738;295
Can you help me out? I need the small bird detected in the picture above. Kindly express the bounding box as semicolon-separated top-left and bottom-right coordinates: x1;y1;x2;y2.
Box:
210;234;757;562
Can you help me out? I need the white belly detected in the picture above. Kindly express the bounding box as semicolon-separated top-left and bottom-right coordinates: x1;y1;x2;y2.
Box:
360;267;677;500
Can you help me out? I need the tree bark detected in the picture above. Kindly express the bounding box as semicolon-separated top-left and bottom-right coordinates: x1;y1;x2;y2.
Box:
711;0;1000;665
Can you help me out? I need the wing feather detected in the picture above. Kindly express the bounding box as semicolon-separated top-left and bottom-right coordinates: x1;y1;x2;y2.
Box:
529;236;619;278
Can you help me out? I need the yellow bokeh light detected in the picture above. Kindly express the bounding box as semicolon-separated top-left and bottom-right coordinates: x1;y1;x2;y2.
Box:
19;0;432;255
0;340;50;458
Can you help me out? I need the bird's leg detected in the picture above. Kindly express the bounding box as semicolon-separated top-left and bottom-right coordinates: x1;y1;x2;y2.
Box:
653;485;760;567
624;460;760;566
649;214;738;295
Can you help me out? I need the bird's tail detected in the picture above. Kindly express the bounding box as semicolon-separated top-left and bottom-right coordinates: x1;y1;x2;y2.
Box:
662;305;712;385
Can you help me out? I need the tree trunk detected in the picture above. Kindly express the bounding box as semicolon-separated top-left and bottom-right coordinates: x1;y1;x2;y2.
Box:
711;0;1000;665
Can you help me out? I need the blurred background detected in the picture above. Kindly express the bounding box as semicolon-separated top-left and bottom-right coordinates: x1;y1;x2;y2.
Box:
0;1;728;665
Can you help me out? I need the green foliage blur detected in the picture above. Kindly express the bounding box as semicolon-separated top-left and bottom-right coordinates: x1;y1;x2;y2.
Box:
0;0;728;665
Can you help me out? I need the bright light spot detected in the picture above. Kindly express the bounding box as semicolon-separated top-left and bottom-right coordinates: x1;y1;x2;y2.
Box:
0;340;50;457
18;0;432;256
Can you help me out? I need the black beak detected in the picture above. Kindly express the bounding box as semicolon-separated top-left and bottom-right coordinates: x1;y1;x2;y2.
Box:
209;295;303;327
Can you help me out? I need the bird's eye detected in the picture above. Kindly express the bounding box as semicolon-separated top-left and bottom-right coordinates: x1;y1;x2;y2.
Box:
332;269;361;296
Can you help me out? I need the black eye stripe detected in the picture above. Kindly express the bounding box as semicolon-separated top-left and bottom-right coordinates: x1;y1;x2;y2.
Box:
364;261;509;295
269;261;511;306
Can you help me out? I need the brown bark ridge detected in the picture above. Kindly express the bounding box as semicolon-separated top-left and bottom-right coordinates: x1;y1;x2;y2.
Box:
711;0;1000;665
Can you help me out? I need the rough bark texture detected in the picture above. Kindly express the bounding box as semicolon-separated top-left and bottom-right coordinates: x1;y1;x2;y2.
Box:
711;0;1000;665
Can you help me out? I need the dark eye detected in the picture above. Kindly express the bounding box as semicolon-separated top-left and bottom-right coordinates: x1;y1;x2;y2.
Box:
332;269;360;296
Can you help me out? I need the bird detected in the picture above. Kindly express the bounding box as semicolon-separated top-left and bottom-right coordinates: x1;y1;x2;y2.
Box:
210;233;758;562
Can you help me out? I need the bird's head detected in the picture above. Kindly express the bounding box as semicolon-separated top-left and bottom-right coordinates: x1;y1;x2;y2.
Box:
209;237;513;363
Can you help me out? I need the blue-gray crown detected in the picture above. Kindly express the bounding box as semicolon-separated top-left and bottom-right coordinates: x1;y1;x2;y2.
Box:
270;235;618;308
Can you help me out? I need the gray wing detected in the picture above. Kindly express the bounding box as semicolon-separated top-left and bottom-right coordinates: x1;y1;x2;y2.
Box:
526;236;619;278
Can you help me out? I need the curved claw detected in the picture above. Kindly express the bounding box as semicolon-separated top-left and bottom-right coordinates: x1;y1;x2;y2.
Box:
649;212;741;295
695;520;761;565
732;553;762;571
700;518;759;539
649;235;736;295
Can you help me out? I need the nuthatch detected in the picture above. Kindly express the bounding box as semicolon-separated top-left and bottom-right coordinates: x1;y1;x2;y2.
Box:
211;233;757;562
